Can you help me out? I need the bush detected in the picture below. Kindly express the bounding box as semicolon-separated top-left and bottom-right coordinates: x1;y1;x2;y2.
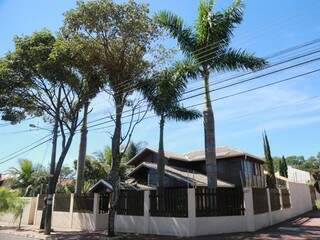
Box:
0;187;25;215
316;200;320;210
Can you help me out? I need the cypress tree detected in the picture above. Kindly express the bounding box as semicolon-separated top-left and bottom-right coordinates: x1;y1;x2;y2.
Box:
263;131;276;188
282;156;288;178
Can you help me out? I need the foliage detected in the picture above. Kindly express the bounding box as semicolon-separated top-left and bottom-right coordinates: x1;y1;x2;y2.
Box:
279;156;288;178
273;153;320;181
263;131;276;188
0;187;25;216
6;159;49;196
316;200;320;210
155;0;267;188
141;63;201;187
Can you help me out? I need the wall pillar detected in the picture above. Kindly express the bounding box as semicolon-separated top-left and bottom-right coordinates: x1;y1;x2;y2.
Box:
34;194;40;226
266;188;272;225
69;193;74;229
143;191;150;234
243;187;255;232
93;193;100;230
187;188;196;237
279;189;283;210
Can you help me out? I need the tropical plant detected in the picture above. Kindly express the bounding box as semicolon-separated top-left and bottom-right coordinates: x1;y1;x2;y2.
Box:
156;0;266;188
263;131;276;188
141;64;201;188
7;160;49;196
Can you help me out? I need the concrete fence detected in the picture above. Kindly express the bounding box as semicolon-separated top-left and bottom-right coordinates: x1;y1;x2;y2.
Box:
1;180;315;237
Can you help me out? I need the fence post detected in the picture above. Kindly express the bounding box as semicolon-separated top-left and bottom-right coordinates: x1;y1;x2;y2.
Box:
69;193;74;229
187;188;196;237
143;190;150;234
93;193;100;231
279;189;283;210
243;187;255;232
266;188;272;225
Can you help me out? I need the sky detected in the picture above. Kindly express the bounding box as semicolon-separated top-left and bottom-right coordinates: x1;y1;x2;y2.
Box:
1;0;320;172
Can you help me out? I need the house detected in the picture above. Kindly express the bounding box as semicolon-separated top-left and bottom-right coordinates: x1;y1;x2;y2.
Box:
126;146;266;188
287;166;314;184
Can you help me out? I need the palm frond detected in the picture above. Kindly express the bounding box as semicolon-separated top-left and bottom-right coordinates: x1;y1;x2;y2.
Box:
167;105;202;121
173;58;199;80
213;48;267;72
196;0;215;44
155;10;197;54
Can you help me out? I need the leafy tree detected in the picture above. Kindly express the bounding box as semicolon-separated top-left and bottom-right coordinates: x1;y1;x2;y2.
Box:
141;64;201;188
0;59;39;124
263;131;276;188
63;0;159;235
1;30;91;234
156;0;266;188
52;36;104;195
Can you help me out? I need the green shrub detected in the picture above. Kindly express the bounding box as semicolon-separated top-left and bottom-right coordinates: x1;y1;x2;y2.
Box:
316;200;320;210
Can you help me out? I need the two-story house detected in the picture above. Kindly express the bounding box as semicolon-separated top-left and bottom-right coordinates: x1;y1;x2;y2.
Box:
126;146;266;189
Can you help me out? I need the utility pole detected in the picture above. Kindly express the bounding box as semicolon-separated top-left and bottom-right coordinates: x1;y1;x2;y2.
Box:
44;86;61;235
75;101;89;195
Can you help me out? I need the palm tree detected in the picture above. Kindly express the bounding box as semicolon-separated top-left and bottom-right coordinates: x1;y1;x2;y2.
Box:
142;63;201;188
7;160;48;196
156;0;267;188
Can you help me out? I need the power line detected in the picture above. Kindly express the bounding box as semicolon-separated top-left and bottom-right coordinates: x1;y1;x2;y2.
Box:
2;66;319;165
86;38;320;126
113;12;318;93
86;51;320;129
0;137;52;165
88;66;320;133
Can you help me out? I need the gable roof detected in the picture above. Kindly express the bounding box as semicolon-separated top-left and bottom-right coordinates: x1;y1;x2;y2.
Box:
88;179;113;193
128;162;235;188
127;146;264;166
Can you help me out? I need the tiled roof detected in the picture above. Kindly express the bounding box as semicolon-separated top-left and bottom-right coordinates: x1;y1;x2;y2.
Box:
128;162;235;188
127;146;264;165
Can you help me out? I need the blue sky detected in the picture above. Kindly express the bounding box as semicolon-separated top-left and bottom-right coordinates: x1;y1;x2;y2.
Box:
1;0;320;171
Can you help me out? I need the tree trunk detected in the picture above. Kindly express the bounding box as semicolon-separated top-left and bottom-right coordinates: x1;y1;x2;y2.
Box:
202;70;217;189
43;87;61;235
157;115;165;188
43;113;59;234
75;101;90;195
107;97;123;236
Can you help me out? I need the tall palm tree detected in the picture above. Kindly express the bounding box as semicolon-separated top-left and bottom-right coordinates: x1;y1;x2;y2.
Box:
142;63;201;188
156;0;267;188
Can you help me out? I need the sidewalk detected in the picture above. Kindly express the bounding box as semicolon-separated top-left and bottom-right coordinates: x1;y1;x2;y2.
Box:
1;211;319;240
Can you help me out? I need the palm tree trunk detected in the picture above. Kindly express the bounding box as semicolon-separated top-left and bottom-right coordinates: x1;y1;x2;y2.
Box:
202;70;217;189
75;101;90;195
157;115;165;188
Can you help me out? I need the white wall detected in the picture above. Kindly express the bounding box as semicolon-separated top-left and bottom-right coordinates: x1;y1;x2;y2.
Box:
5;182;313;237
288;166;312;184
195;216;247;236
